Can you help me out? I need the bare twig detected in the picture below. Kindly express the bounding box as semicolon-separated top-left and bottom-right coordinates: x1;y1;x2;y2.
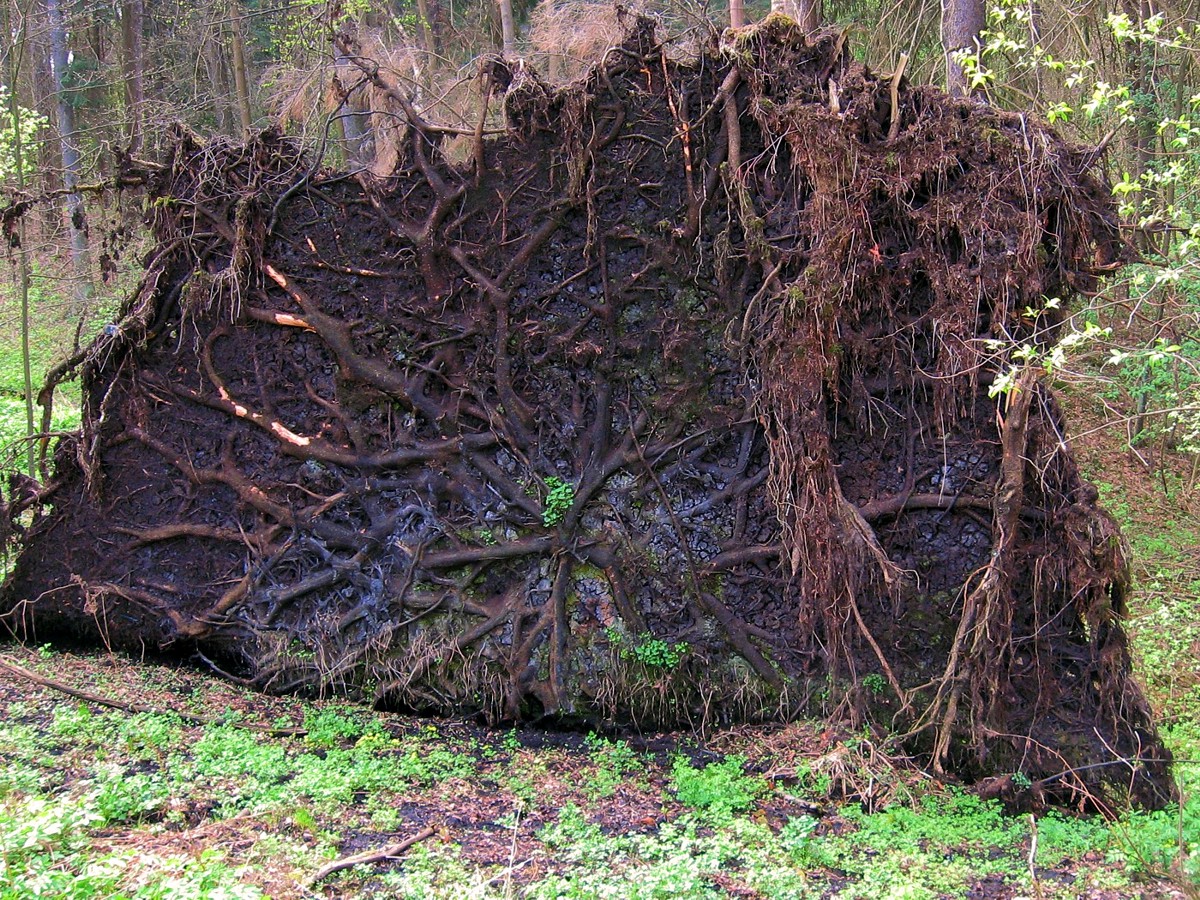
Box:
305;825;438;887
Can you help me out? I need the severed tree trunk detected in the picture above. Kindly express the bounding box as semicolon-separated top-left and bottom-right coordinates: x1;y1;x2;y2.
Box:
46;0;92;312
942;0;985;98
771;0;821;32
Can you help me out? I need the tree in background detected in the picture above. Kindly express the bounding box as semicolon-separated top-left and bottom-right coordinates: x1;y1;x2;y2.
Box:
119;0;144;153
958;0;1200;486
942;0;985;97
46;0;91;310
230;0;255;136
499;0;516;53
2;0;48;476
771;0;821;31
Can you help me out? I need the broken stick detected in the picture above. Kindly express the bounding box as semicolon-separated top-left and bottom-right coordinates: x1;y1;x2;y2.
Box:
305;826;438;888
887;53;909;142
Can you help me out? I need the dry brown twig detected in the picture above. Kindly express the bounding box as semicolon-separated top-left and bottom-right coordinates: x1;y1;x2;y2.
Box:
304;825;438;887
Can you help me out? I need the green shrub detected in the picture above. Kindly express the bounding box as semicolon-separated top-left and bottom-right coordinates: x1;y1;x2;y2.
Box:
93;765;170;823
302;704;370;748
669;755;766;819
583;733;641;798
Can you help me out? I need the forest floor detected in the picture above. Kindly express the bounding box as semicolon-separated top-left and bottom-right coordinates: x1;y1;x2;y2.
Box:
0;641;1193;900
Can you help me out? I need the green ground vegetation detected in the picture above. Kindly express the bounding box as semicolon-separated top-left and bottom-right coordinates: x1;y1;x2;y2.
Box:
0;633;1195;898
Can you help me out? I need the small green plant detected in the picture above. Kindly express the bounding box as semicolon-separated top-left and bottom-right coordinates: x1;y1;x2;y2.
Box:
504;754;555;809
292;806;318;832
622;635;688;669
93;764;170;823
583;733;641;798
393;744;477;785
1111;787;1200;889
791;760;834;799
779;814;820;862
302;704;369;748
537;803;615;865
51;703;104;740
542;476;574;527
502;728;522;753
862;673;886;696
118;713;184;760
669;754;767;819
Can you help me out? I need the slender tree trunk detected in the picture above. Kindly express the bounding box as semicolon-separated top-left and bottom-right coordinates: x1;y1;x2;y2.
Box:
5;1;35;475
333;37;365;164
730;0;745;29
31;57;60;235
1122;0;1163;440
942;0;986;98
414;0;439;57
229;0;252;137
206;37;233;134
120;0;144;153
771;0;821;32
429;0;445;54
47;0;92;312
1161;52;1188;260
1121;0;1157;256
499;0;515;56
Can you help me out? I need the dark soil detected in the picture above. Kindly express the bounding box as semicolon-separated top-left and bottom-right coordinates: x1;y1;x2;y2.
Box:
0;15;1172;807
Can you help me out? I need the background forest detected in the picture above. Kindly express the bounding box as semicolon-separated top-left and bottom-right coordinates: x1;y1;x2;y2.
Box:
2;0;1200;897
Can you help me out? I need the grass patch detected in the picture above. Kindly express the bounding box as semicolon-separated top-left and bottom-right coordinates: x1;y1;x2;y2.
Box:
1080;443;1200;895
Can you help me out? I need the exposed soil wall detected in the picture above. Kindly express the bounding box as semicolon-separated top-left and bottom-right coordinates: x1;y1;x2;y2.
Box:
2;16;1173;808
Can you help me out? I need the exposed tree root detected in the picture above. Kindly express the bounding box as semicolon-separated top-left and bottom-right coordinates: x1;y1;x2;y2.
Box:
1;16;1172;808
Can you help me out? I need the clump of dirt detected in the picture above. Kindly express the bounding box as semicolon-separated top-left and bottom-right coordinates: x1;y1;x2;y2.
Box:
1;15;1172;808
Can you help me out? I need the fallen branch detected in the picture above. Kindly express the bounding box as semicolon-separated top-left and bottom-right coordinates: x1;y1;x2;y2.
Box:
305;825;438;887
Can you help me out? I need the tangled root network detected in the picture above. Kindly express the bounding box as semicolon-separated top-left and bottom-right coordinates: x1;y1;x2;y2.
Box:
2;16;1172;809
